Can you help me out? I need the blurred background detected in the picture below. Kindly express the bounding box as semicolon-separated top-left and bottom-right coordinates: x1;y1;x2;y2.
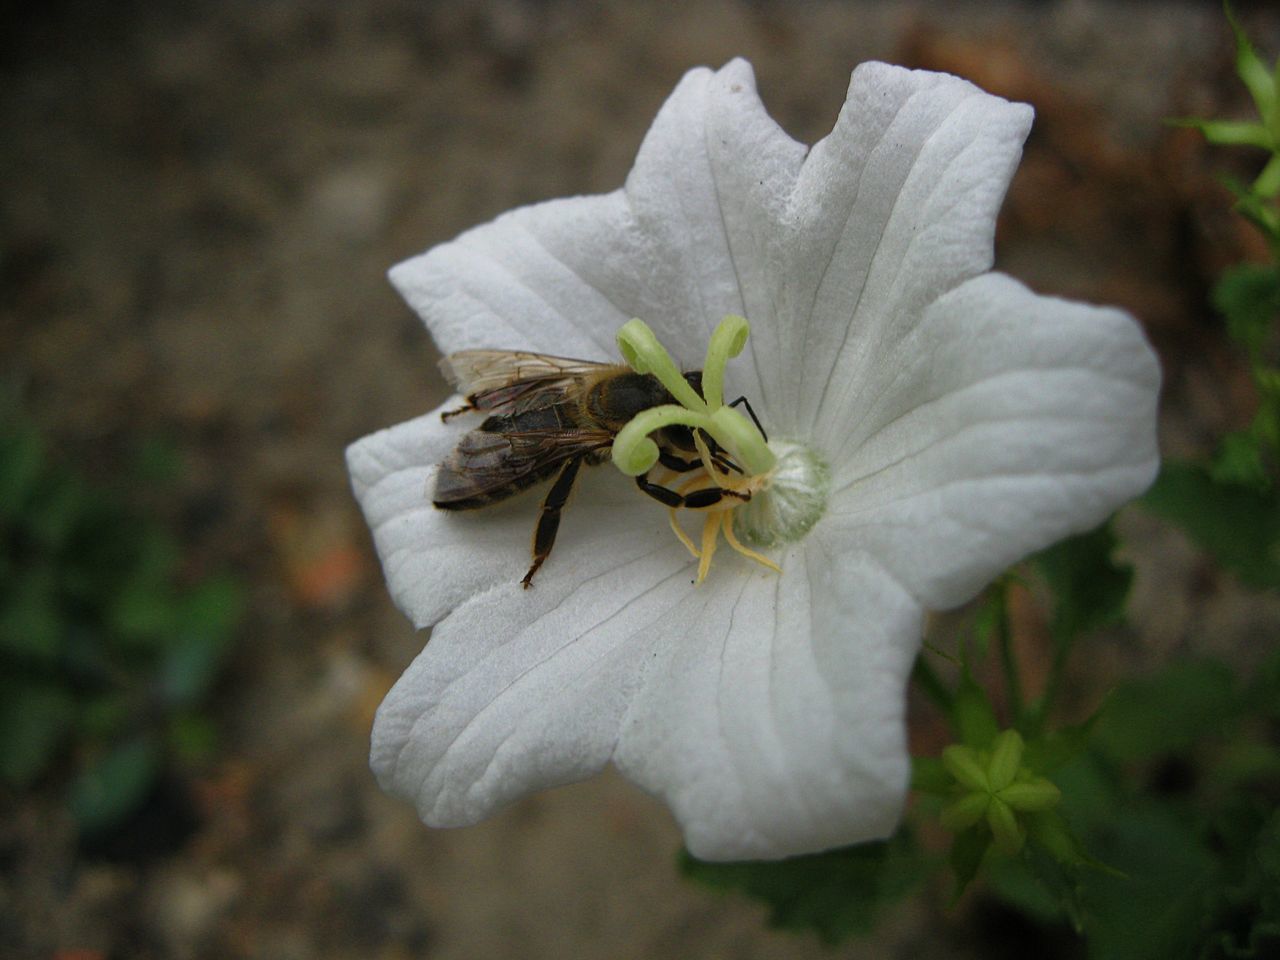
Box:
3;1;1278;958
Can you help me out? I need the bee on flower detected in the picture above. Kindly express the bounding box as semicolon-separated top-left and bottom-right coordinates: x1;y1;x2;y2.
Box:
347;59;1159;861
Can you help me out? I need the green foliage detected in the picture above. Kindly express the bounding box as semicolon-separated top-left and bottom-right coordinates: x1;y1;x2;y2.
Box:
985;651;1280;960
1214;263;1280;361
1142;462;1280;587
0;399;241;838
1035;526;1133;648
679;832;929;945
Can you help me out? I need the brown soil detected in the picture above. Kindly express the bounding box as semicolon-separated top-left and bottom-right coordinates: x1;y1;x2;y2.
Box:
3;2;1278;958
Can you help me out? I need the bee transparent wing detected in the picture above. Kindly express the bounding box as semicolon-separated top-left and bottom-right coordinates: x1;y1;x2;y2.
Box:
433;427;614;505
440;350;616;414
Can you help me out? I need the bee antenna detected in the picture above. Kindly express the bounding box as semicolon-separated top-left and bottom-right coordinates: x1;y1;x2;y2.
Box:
728;396;767;443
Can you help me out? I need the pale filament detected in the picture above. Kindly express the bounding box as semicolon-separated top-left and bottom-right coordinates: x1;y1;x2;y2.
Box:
660;434;780;583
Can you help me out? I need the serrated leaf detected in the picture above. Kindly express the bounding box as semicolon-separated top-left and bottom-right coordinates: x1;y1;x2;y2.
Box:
1093;659;1240;763
1141;461;1280;588
680;833;927;945
1034;524;1133;648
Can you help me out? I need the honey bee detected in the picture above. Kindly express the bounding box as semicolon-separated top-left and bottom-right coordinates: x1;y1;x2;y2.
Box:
433;350;764;587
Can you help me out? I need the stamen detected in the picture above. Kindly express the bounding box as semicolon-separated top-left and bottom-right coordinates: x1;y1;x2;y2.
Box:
669;472;709;559
612;315;809;584
696;513;721;583
722;515;782;574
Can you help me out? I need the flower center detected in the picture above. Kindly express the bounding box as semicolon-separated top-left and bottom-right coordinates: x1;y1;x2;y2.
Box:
610;316;827;581
731;440;830;547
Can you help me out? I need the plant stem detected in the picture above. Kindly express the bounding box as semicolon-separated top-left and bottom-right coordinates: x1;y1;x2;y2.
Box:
995;583;1025;724
912;653;955;713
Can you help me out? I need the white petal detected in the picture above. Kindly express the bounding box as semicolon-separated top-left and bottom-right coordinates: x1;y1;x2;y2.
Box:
620;58;806;393
387;193;632;360
346;403;652;629
615;534;922;860
825;273;1161;610
373;515;923;861
766;62;1033;442
387;59;807;405
370;518;691;827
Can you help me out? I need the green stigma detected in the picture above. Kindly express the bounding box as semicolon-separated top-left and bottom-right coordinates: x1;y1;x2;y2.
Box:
612;316;775;478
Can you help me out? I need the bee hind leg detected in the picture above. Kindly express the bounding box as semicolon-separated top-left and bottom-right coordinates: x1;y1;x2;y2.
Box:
441;400;477;422
634;473;748;509
522;456;584;588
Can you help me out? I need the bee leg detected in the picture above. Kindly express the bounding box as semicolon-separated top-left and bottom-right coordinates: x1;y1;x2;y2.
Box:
634;473;748;509
657;450;702;473
660;441;740;477
727;396;768;442
441;401;476;422
522;456;584;588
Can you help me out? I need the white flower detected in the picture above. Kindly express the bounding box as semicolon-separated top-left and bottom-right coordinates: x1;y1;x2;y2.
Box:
347;59;1160;861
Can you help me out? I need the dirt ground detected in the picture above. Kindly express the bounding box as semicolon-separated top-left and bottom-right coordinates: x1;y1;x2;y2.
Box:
3;2;1279;958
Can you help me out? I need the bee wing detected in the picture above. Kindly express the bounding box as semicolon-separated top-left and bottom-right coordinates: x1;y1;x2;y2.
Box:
440;350;616;413
433;427;614;506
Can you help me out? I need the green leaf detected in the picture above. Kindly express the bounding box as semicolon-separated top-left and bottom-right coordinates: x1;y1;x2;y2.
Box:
911;755;953;796
1034;524;1133;647
680;833;928;945
1076;808;1216;960
0;680;75;786
1026;810;1091;869
1022;714;1101;775
1093;659;1239;764
1173;117;1272;149
158;575;242;706
1212;262;1280;358
949;827;991;902
1257;151;1280;199
984;852;1074;925
68;735;161;837
1141;461;1280;588
1227;1;1277;129
1211;430;1271;492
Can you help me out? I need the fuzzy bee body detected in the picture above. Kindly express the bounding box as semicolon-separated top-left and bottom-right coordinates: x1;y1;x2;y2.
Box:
433;351;722;586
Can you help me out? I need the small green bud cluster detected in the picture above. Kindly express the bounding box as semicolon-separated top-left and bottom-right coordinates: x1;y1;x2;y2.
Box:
940;729;1061;855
